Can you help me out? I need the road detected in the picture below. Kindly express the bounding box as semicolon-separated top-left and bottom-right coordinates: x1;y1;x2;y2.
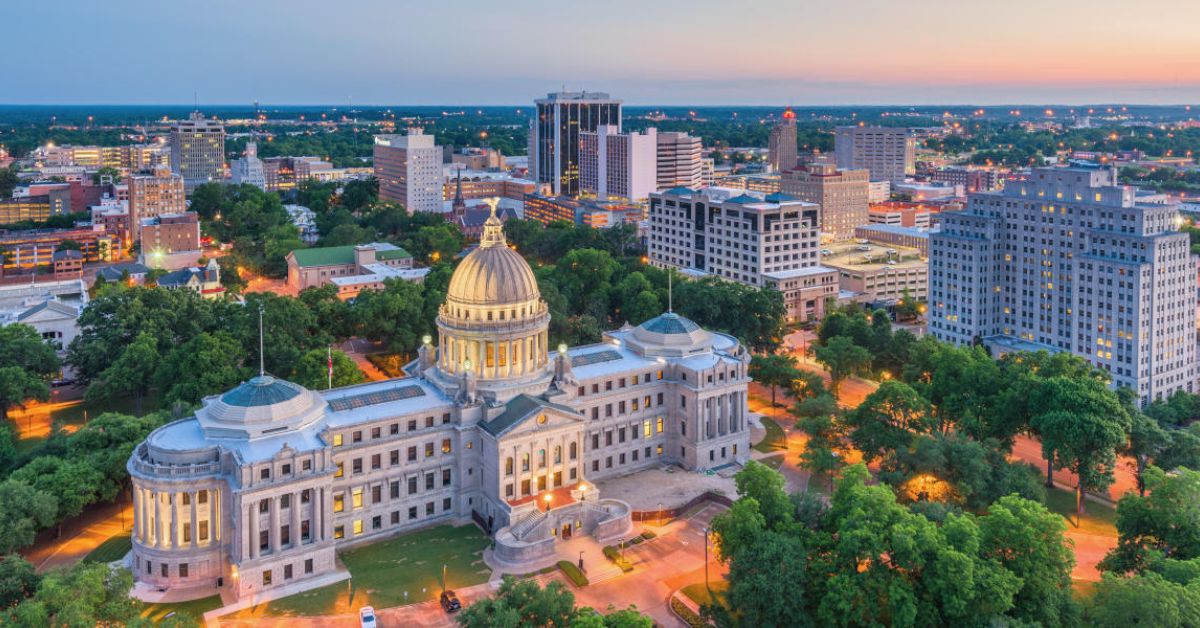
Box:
21;495;134;573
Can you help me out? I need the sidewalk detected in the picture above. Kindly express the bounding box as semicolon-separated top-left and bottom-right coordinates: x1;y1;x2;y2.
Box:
22;497;133;573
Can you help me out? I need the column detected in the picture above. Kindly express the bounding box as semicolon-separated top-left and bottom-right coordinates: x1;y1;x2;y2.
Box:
153;490;163;548
248;501;259;559
290;491;301;547
268;496;280;554
134;488;144;544
189;492;198;548
170;492;179;548
213;488;220;543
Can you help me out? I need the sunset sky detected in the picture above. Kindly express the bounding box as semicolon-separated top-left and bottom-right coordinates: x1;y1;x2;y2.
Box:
10;0;1200;105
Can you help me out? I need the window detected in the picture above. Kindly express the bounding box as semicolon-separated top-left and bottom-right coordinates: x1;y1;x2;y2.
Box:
390;450;399;466
553;446;562;464
305;559;313;574
569;442;577;460
372;515;382;530
443;413;451;424
260;468;270;480
352;458;363;474
643;420;651;438
506;483;514;497
521;479;531;495
538;449;547;468
180;563;189;578
409;506;418;520
302;489;311;504
281;494;291;509
408;420;417;432
301;520;310;541
262;569;272;586
425;443;435;457
182;526;191;543
284;564;293;580
390;481;400;499
408;477;418;494
505;457;514;476
522;453;530;472
425;472;435;490
335;462;344;478
408;446;417;462
426;502;435;515
334;493;345;513
260;530;269;550
443;497;452;511
442;469;452;486
353;519;363;535
442;439;452;454
281;525;290;546
390;423;399;435
282;463;292;476
425;416;434;428
371;454;381;470
656;417;664;433
259;499;269;514
372;485;381;503
391;511;400;525
199;521;209;542
333;434;343;447
371;427;381;439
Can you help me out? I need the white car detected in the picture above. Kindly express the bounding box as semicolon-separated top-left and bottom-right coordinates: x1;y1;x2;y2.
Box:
360;606;377;628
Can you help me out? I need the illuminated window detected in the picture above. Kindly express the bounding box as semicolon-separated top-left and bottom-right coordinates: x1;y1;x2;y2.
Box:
656;417;664;433
332;434;343;447
334;493;344;513
335;462;344;478
643;420;651;438
352;488;363;509
353;520;363;535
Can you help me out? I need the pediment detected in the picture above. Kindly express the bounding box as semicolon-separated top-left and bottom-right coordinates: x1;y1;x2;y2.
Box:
481;393;582;438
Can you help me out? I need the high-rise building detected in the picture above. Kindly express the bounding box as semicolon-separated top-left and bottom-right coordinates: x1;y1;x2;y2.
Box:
374;130;443;213
834;126;915;184
127;169;186;241
656;131;704;190
780;161;870;240
531;91;622;196
230;142;266;189
929;163;1197;403
169;112;226;192
649;187;838;322
579;125;657;201
767;107;798;173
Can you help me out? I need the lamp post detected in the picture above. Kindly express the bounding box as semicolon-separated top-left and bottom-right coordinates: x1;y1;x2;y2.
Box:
442;563;447;593
703;526;710;589
657;502;664;527
578;482;587;502
544;493;553;513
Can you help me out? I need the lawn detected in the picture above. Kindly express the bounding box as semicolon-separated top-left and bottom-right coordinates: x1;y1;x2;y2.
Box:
1043;487;1118;536
759;454;785;470
141;595;222;624
83;533;131;564
231;524;491;618
753;417;787;454
681;581;730;611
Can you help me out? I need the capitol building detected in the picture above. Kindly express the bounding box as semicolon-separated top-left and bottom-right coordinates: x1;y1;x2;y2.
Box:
127;210;752;601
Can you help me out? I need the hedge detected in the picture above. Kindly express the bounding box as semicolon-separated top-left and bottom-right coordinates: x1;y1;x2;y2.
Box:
670;596;707;628
641;530;657;540
557;560;589;587
602;545;634;572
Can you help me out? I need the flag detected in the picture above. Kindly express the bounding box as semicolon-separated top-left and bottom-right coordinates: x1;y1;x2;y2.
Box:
327;345;333;388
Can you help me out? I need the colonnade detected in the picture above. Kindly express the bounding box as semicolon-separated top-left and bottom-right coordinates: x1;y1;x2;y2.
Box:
134;486;219;550
241;487;329;560
439;330;548;379
697;391;744;441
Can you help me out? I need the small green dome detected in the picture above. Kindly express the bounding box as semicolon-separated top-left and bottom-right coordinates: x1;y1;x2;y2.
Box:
220;376;302;408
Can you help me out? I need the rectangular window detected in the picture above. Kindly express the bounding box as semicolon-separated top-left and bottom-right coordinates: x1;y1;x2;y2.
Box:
390;450;399;466
199;520;209;542
301;520;310;541
353;519;363;535
372;515;382;530
333;434;343;447
425;443;434;457
391;511;400;525
305;559;313;574
408;477;418;494
334;493;345;513
426;502;435;516
408;420;417;432
262;569;272;586
656;417;664;433
335;462;344;478
352;458;363;474
183;526;191;543
260;468;270;480
409;507;418;520
390;481;400;499
302;460;312;472
443;497;452;511
281;524;290;546
372;485;381;503
371;454;381;470
284;564;293;580
371;427;381;439
425;473;435;490
353;431;362;443
643;420;651;438
442;439;452;454
180;563;188;578
407;446;417;462
390;423;399;435
442;469;452;486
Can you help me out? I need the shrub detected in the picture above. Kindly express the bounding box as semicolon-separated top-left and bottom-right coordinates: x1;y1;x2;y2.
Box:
641;530;657;540
671;595;707;628
630;536;644;545
557;560;588;587
602;545;634;572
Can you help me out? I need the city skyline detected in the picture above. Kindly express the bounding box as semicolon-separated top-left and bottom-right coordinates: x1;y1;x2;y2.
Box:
9;0;1200;106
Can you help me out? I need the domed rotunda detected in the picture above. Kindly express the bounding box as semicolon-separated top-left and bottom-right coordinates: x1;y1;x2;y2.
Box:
435;206;550;389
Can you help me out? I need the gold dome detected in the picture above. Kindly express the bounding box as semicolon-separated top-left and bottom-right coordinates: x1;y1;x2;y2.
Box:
445;207;540;307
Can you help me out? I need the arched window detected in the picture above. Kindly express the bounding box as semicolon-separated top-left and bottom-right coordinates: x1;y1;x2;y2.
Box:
521;453;530;472
553;446;562;464
569;442;578;460
505;457;514;476
538;449;547;468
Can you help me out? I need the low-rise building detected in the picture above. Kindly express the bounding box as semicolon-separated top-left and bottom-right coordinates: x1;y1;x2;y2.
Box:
820;241;928;304
284;205;319;244
0;279;88;375
853;224;934;257
867;201;937;228
156;259;225;299
286;243;421;293
523;195;644;228
139;212;202;270
0;226;116;271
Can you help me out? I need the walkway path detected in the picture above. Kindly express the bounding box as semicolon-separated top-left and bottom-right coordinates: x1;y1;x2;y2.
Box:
21;496;133;573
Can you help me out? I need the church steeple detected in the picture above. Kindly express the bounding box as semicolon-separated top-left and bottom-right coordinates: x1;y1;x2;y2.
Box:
452;173;466;212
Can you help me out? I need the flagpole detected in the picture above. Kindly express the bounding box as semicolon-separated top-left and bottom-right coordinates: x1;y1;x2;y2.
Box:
327;345;333;390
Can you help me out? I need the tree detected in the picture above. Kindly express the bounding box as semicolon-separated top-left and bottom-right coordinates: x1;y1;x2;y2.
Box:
731;460;793;529
67;412;164;502
1087;572;1200;628
1126;410;1172;496
813;336;870;395
842;380;932;462
0;480;57;553
1100;466;1200;575
0;324;60;422
84;331;160;416
156;332;249;406
6;561;139;627
715;531;814;628
794;395;845;492
10;457;103;536
456;577;576;628
0;554;39;609
1031;376;1130;516
292;348;366;390
352;279;427;356
978;495;1077;626
319;222;375;247
748;353;801;408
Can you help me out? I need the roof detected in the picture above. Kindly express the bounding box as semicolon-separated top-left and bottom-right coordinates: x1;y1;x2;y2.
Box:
220;376;303;407
157;268;199;288
289;243;410;268
52;249;83;261
857;224;936;239
640;312;701;335
763;192;797;202
16;299;77;322
763;265;838;280
662;186;697;196
725;194;762;205
97;262;150;280
481;393;580;437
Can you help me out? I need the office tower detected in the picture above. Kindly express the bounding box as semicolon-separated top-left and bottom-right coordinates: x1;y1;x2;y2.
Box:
834;126;915;184
649;187;837;322
127;168;186;240
531;91;622;196
169;112;226;192
767;107;798;172
929;163;1197;403
579;125;657;201
781;160;870;240
230;142;266;189
656;131;703;190
373;129;443;213
931;166;1004;194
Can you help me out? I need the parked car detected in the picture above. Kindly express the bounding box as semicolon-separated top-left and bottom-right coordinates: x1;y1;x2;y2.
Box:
359;606;377;628
441;590;462;613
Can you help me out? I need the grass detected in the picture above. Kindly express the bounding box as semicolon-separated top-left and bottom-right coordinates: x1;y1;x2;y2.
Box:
681;581;730;611
231;524;491;618
141;595;222;625
83;533;131;564
753;417;787;453
760;454;786;470
1043;487;1118;536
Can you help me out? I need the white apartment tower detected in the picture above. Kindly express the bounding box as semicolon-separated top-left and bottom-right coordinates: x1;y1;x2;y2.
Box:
648;188;838;322
656;131;704;190
834;126;915;184
374;130;443;213
531;92;623;196
169;112;226;192
579;125;658;201
929;163;1197;403
231;142;266;190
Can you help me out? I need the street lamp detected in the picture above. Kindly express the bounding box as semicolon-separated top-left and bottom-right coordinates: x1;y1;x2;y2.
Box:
578;483;588;502
703;526;710;589
657;502;664;527
543;493;553;512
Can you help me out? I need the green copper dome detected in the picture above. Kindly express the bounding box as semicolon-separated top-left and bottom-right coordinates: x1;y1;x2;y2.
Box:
640;312;701;335
220;376;302;408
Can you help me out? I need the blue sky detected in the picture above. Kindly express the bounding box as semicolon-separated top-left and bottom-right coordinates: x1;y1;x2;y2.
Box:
9;0;1200;105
